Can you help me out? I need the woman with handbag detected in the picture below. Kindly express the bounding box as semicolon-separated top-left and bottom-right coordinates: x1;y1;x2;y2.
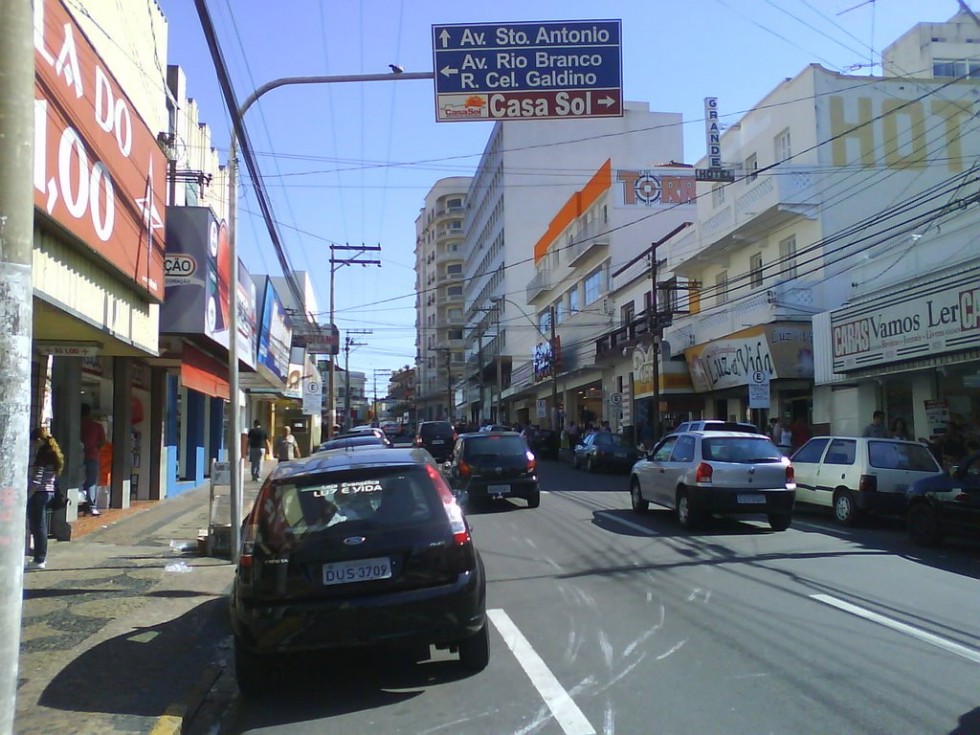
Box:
26;426;64;570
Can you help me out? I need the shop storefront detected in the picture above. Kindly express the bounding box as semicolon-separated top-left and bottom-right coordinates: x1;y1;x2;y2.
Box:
683;322;815;433
32;0;167;510
820;261;980;445
159;207;258;494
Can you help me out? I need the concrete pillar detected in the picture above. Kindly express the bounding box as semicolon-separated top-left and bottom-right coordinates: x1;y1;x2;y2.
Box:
185;390;205;483
111;357;132;508
209;396;224;464
50;357;82;490
149;367;166;500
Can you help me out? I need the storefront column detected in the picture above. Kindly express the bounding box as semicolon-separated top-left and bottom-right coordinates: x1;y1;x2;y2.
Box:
209;396;225;464
50;356;82;491
184;390;206;483
149;367;167;500
912;372;939;442
111;357;132;509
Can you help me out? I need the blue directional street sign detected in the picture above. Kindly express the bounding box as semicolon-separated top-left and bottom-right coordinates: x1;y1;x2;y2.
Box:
432;20;623;122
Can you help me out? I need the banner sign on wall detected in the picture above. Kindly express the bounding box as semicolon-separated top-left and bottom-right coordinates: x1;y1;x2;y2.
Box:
613;169;696;208
34;0;166;301
254;276;292;386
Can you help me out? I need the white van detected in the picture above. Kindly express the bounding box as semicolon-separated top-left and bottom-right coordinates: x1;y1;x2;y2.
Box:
790;437;942;525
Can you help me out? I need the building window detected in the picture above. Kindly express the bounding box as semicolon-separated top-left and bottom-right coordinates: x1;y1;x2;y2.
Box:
538;309;552;335
555;298;567;324
932;58;980;78
447;285;462;297
447;263;462;276
774;129;792;163
450;220;462;230
620;301;634;325
779;235;798;280
712;184;726;208
567;286;580;314
447;197;462;209
448;329;463;341
744;153;758;183
584;267;604;305
448;307;462;320
452;352;464;363
750;253;764;289
715;270;728;306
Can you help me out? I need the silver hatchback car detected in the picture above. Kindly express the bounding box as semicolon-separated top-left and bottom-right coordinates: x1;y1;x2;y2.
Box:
629;430;796;530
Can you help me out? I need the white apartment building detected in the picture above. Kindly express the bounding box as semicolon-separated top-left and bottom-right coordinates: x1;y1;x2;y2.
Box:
414;177;471;421
461;103;688;428
661;16;979;442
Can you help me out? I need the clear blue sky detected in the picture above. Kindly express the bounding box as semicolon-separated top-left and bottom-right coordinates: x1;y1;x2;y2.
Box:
156;0;953;381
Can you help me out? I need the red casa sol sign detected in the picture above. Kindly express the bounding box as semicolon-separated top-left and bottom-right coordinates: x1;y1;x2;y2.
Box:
34;0;166;301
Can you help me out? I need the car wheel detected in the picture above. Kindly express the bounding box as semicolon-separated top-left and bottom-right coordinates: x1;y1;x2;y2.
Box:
458;622;490;671
630;479;648;514
526;490;541;509
832;489;861;526
907;501;943;546
768;513;792;531
676;488;699;529
234;639;266;698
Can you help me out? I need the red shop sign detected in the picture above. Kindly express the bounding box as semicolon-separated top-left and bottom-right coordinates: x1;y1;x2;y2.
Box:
34;0;166;301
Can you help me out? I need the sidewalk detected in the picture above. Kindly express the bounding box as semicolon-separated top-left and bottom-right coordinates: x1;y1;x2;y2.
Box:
16;471;266;735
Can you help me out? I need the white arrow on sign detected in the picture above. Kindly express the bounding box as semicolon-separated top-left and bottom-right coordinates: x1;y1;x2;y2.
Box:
440;65;459;78
439;29;451;48
598;96;615;108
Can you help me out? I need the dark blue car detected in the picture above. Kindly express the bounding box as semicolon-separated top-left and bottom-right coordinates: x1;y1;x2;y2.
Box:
906;451;980;546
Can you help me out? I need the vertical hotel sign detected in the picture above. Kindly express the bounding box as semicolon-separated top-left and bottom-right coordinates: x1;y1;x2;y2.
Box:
704;98;721;168
33;0;166;301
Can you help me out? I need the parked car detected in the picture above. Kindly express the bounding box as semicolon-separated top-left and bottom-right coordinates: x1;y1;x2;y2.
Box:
316;433;391;452
629;430;796;530
348;425;390;442
671;420;760;434
381;420;401;436
905;450;980;546
526;427;560;460
414;420;457;462
790;436;942;525
444;431;540;509
573;432;638;473
230;446;487;697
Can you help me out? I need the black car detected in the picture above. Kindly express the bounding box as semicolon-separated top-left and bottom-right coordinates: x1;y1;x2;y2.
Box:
526;427;560;460
414;420;457;462
445;432;540;508
573;432;639;473
906;450;980;546
316;432;391;452
230;447;487;697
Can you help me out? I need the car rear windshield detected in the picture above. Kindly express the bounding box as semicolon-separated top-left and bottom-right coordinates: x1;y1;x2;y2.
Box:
702;437;783;463
868;441;940;472
317;436;382;451
463;435;527;459
593;433;631;447
254;466;437;548
420;422;454;438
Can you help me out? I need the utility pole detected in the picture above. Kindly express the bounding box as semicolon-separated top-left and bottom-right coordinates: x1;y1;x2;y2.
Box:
329;245;381;437
0;1;34;731
343;330;371;431
550;304;560;431
649;245;667;440
372;368;391;423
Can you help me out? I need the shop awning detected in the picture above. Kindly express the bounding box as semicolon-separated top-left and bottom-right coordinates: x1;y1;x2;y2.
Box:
180;344;229;399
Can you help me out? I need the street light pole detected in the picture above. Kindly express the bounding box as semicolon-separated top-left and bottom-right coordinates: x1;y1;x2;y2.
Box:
222;69;431;562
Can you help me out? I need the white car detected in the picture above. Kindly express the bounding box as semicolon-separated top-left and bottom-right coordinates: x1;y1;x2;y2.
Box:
790;436;942;525
630;430;796;531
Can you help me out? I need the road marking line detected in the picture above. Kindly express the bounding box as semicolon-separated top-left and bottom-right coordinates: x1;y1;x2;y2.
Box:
488;608;596;735
811;594;980;664
595;511;655;536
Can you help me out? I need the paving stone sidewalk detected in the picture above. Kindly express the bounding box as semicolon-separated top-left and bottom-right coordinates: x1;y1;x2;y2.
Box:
16;475;263;735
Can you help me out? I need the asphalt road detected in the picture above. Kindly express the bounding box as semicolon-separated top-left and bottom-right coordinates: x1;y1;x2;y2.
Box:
223;458;980;735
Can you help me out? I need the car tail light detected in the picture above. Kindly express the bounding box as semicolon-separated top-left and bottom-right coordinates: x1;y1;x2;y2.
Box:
785;465;795;487
695;462;713;484
859;474;877;492
458;459;472;479
526;450;537;474
427;464;471;546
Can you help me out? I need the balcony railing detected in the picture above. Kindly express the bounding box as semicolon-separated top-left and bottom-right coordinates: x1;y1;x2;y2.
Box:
566;220;609;266
525;267;553;302
593;312;672;363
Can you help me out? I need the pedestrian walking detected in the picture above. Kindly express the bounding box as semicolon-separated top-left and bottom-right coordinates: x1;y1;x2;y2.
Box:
890;417;912;441
26;426;64;569
276;425;301;462
861;410;887;438
80;403;105;515
247;420;269;481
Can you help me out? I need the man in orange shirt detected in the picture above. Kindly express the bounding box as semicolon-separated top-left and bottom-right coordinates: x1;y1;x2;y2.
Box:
80;403;106;516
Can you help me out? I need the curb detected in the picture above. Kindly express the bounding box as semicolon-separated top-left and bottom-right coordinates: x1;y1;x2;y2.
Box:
149;662;224;735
